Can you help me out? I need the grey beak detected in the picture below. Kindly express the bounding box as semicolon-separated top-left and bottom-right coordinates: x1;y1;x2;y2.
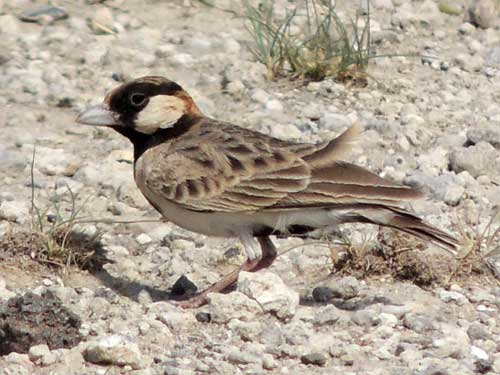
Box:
76;104;119;126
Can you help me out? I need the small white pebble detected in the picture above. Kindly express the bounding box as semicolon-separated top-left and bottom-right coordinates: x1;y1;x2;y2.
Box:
107;245;129;257
28;344;50;362
438;290;467;305
136;233;152;245
477;305;495;313
265;99;283;112
471;346;489;361
262;353;276;369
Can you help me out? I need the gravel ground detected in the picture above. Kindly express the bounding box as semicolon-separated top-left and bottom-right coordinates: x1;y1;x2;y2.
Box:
1;0;500;374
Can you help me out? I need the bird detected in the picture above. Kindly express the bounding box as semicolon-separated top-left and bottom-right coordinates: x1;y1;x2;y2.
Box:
76;76;458;308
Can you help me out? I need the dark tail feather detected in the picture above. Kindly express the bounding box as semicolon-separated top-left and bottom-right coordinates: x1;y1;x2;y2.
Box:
385;214;459;252
343;205;459;254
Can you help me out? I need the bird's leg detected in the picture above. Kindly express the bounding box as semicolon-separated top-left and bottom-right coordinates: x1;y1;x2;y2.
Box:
173;233;264;309
253;236;277;271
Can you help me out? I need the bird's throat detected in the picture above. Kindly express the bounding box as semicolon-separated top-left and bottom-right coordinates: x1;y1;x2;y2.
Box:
112;114;202;161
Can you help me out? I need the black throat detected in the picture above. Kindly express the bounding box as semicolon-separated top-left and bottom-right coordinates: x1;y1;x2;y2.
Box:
111;114;201;161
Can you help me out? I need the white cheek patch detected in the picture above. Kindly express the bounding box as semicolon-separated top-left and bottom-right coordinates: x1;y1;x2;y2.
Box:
135;95;186;134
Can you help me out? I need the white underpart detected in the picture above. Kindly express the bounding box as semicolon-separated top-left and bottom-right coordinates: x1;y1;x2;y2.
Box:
239;232;262;261
275;214;289;234
134;95;185;134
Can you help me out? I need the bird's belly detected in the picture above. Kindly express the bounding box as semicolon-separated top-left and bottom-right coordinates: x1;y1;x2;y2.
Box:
140;185;340;237
155;199;262;237
138;186;246;236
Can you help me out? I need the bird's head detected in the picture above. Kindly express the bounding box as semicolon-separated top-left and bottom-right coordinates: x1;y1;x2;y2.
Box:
76;76;202;135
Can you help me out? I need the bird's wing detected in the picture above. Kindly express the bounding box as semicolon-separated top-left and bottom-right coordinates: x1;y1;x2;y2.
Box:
143;122;421;212
272;161;422;208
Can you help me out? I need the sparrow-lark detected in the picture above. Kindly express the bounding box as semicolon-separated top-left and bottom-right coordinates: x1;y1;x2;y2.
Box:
77;76;457;307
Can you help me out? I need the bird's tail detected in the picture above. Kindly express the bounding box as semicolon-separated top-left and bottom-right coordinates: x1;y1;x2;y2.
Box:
339;204;459;253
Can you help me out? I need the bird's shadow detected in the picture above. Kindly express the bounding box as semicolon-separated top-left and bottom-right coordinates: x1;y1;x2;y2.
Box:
82;233;398;310
75;233;173;302
300;295;398;310
94;267;172;302
94;264;395;311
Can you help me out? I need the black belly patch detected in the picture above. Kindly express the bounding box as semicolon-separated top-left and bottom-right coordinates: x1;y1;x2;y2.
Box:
252;224;315;238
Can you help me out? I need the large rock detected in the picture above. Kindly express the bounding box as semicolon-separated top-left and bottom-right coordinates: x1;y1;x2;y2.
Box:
326;276;360;299
147;301;197;330
449;142;500;178
84;335;144;369
432;324;470;359
467;125;500;149
0;15;21;35
0;277;15;300
208;292;263;324
26;145;81;176
392;1;445;29
0;200;29;223
237;272;299;320
466;0;498;29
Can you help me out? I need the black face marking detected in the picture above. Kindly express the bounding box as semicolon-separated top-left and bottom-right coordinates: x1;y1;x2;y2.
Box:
104;77;205;163
108;77;183;127
114;113;200;162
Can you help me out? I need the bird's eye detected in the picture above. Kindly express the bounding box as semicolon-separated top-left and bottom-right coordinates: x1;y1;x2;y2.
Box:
130;93;146;107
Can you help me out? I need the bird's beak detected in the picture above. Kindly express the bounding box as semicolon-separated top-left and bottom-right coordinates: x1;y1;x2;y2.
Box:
76;104;119;126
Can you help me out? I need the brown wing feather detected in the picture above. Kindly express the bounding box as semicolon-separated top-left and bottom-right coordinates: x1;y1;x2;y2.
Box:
271;161;423;208
143;119;312;212
301;123;362;166
143;121;420;213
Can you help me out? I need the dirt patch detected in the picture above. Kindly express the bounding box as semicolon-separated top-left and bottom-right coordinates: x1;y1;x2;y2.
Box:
331;229;454;287
0;227;107;272
0;292;82;355
330;228;500;288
